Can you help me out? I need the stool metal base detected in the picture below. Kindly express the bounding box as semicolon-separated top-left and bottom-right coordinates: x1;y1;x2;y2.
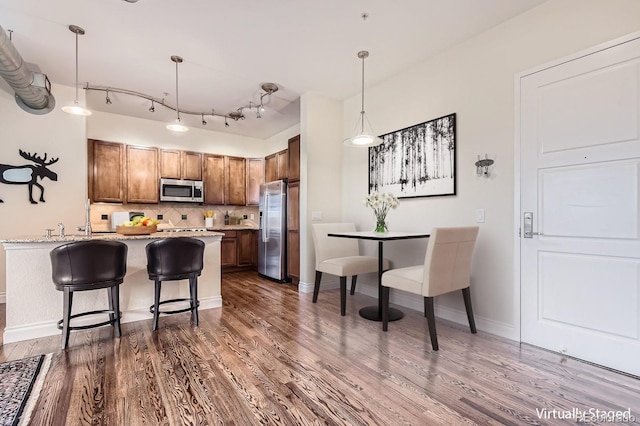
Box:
56;309;121;331
149;298;201;316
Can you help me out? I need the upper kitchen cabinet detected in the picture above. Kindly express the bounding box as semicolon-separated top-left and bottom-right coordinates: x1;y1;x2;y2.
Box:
246;158;264;205
88;139;124;203
265;149;288;183
203;154;225;205
182;151;203;180
160;149;202;181
159;149;181;179
288;135;300;182
126;145;159;204
225;156;246;205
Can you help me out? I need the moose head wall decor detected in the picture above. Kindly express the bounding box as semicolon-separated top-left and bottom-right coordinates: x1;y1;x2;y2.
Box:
0;150;59;204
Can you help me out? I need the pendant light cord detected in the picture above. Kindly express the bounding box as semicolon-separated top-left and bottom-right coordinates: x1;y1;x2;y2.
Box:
175;59;180;121
74;31;79;103
360;52;365;134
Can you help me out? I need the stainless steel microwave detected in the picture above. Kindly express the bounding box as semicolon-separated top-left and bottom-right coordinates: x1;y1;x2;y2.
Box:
159;178;204;203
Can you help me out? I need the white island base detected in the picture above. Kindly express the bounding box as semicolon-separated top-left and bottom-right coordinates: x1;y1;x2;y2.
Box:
2;231;223;344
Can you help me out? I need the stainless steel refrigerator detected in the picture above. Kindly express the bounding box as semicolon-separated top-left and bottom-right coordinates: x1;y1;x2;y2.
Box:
258;180;287;282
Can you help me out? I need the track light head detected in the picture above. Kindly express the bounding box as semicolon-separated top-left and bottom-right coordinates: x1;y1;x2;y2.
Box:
225;117;230;128
202;114;207;126
149;101;155;112
105;90;112;105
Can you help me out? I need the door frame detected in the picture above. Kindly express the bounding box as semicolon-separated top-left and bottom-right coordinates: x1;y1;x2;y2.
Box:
513;30;640;342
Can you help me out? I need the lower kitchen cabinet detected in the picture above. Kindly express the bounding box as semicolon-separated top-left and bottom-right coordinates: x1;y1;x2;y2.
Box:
221;229;258;272
220;231;238;267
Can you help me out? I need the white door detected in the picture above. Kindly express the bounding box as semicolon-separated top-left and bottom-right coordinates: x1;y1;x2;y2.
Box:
520;35;640;376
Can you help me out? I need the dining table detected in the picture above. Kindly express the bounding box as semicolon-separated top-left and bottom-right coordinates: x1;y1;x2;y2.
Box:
327;230;430;321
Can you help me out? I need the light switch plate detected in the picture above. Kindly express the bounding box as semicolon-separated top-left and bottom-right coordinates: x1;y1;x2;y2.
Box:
311;211;322;222
475;209;485;223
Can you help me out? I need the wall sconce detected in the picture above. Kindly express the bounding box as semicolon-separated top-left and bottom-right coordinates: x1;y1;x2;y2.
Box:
475;154;494;177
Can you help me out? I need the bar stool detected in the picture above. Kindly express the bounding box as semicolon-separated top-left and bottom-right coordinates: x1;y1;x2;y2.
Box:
145;237;205;331
50;240;128;350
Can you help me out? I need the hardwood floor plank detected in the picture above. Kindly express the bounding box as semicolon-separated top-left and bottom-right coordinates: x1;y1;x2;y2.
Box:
1;272;639;425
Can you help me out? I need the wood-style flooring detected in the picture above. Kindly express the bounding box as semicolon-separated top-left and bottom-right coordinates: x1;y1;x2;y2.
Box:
1;271;639;425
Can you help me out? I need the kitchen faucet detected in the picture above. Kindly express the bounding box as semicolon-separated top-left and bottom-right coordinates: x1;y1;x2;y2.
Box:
57;222;65;238
76;198;92;236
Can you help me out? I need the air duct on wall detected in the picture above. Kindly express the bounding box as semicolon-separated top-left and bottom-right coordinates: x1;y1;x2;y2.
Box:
0;25;55;114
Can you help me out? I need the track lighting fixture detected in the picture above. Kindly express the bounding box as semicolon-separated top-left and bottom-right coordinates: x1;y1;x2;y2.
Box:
166;55;188;133
201;114;207;126
62;25;91;116
105;90;112;105
85;81;280;130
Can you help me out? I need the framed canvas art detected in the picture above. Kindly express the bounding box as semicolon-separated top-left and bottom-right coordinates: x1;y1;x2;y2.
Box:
369;113;456;198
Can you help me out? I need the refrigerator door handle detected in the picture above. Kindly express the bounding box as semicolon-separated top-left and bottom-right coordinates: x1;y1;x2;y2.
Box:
262;188;269;242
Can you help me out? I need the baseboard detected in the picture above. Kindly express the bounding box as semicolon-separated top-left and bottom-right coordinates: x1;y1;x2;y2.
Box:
0;292;5;304
2;295;223;344
298;278;341;294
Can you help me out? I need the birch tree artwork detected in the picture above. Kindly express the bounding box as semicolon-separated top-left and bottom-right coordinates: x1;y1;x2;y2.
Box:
369;113;456;198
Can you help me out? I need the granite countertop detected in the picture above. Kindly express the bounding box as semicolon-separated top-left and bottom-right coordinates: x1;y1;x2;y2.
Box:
1;230;224;244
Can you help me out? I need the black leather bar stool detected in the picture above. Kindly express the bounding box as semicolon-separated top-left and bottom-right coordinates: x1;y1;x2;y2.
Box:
145;237;205;331
50;240;128;350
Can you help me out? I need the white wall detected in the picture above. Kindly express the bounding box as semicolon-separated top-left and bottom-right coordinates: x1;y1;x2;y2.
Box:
0;83;87;299
265;124;301;156
299;93;343;287
88;111;267;157
340;0;640;340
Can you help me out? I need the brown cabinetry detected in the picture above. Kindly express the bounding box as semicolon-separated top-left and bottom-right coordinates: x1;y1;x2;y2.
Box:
221;229;258;271
246;158;264;205
225;156;246;205
161;149;202;180
288;135;300;181
88;139;124;203
265;149;288;182
126;145;159;203
220;231;238;267
182;151;202;180
237;230;257;266
287;135;301;283
203;154;225;205
159;149;181;179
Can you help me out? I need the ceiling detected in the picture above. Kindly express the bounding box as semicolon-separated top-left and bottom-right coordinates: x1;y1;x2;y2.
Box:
0;0;546;139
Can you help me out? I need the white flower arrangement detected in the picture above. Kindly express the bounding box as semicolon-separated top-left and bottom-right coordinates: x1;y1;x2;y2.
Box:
364;191;399;232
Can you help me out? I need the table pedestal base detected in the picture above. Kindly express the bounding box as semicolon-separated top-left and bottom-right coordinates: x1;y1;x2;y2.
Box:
359;306;403;322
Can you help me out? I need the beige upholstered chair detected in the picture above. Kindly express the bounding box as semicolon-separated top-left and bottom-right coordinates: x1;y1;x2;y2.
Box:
312;223;389;316
381;226;479;350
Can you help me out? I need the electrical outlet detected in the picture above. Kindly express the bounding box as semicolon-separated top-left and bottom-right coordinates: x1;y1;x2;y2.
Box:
312;211;322;222
250;214;255;220
181;214;187;220
243;214;248;219
101;214;108;221
157;214;163;220
475;209;485;223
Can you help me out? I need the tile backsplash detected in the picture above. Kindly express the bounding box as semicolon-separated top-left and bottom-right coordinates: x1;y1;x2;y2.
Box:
91;202;259;231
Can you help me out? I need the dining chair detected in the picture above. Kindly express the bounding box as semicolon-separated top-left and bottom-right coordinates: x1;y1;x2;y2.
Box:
311;223;389;316
381;226;479;350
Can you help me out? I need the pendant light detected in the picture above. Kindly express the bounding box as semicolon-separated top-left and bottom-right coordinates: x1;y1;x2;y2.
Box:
166;55;189;132
343;50;381;147
62;25;92;116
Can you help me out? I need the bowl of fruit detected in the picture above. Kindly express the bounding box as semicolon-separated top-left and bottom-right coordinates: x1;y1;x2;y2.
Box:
115;216;160;235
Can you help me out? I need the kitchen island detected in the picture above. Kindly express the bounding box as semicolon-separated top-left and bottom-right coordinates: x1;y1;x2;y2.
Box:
1;230;223;344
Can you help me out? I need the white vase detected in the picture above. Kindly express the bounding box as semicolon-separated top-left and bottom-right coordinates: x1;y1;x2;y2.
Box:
205;217;214;229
